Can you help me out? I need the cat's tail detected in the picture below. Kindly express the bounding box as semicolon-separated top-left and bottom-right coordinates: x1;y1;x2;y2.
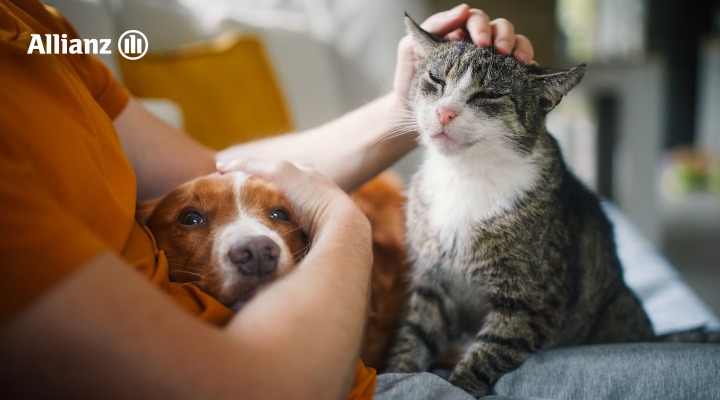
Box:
654;326;720;343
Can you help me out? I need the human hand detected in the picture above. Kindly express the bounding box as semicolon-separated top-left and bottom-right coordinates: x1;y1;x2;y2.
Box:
216;158;371;243
393;4;536;103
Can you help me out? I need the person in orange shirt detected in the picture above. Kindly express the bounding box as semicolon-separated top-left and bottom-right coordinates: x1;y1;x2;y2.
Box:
0;1;533;399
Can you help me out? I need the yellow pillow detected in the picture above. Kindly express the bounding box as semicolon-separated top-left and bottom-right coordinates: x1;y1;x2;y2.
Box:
117;33;293;150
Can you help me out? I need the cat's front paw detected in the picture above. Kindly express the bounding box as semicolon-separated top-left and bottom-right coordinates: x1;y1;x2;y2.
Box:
448;368;490;398
384;353;422;373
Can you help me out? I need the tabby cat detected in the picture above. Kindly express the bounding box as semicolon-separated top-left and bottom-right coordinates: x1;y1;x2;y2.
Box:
385;16;655;397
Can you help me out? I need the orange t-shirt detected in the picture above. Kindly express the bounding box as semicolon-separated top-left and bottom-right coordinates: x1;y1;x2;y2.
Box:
0;0;234;326
0;1;375;398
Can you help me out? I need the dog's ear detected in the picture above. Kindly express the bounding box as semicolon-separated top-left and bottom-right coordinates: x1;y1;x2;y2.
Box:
136;197;163;224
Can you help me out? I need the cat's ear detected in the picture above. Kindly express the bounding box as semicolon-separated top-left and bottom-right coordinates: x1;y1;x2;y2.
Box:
404;14;442;60
532;64;586;112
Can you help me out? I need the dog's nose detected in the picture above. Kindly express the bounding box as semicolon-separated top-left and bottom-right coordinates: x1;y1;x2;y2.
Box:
228;235;280;276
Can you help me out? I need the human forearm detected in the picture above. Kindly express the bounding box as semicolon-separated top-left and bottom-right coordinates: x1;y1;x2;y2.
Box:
216;158;374;396
116;93;413;197
227;211;373;398
0;157;374;399
114;98;216;200
218;93;416;191
0;251;368;400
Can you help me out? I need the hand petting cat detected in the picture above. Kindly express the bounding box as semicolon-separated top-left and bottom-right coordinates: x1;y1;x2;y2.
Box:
393;3;535;105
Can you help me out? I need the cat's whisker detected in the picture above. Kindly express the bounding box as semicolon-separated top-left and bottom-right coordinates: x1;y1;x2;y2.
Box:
386;110;416;119
379;127;417;138
387;116;417;123
372;117;420;145
385;122;419;130
382;124;417;132
378;130;416;143
386;107;417;117
383;118;417;125
489;138;524;154
498;136;532;154
480;134;532;155
372;129;418;146
396;95;416;108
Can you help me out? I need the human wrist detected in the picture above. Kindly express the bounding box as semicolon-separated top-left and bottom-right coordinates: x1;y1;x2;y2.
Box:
316;202;371;240
312;200;372;264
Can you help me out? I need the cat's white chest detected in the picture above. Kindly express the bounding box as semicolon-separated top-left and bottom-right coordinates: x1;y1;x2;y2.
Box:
417;148;540;254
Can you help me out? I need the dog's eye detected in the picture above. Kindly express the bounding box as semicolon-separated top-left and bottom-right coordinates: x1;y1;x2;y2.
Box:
179;211;205;225
269;208;290;222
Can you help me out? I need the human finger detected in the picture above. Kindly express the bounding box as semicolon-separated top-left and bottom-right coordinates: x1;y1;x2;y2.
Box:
511;34;535;65
465;8;492;47
489;18;516;56
217;158;342;231
217;158;327;192
216;157;290;177
293;161;317;173
444;28;465;41
420;3;471;36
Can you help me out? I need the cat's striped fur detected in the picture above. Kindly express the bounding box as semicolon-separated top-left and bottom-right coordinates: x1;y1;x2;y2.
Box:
385;17;655;397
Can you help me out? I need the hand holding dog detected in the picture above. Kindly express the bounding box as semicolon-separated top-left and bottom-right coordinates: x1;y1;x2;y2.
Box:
217;157;372;253
217;157;373;398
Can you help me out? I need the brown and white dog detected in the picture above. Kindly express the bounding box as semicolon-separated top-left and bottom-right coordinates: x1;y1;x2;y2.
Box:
139;171;408;370
141;172;309;311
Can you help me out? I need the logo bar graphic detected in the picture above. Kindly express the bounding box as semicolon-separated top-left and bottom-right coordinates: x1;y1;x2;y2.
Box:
118;30;148;60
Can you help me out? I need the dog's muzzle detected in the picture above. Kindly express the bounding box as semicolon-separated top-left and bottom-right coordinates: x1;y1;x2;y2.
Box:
228;235;280;276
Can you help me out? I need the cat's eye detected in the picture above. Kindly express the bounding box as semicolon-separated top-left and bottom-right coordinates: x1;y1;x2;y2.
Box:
269;208;291;222
428;71;445;86
468;91;505;103
179;210;205;226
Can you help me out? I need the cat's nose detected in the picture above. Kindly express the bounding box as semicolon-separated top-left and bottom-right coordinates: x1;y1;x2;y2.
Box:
437;108;457;126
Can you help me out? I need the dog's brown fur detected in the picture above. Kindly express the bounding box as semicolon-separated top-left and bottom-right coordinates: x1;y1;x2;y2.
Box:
351;173;409;371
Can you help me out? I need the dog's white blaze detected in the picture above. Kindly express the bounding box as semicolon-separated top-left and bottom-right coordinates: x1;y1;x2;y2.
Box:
210;173;294;294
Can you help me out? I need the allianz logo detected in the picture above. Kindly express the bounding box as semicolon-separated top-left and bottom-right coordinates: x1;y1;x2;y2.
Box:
27;30;148;60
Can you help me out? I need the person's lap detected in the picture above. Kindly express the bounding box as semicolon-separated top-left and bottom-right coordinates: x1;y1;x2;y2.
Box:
375;343;720;400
